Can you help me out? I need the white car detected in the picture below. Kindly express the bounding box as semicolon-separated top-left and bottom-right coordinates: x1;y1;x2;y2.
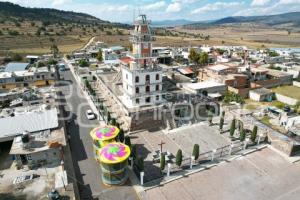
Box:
86;109;96;120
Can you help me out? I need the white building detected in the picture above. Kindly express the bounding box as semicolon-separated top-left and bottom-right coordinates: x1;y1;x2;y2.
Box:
121;15;163;108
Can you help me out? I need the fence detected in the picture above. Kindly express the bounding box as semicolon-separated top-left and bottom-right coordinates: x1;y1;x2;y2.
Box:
134;141;245;185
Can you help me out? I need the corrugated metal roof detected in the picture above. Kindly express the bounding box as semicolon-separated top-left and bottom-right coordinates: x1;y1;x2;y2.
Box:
0;108;58;140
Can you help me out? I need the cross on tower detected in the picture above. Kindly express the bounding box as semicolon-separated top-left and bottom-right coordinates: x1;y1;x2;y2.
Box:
158;140;165;154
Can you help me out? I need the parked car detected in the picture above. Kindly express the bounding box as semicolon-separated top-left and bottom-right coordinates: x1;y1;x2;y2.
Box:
13;174;39;185
86;109;96;120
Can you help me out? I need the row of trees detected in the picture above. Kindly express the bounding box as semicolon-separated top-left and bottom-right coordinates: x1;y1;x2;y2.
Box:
160;144;200;171
229;118;258;142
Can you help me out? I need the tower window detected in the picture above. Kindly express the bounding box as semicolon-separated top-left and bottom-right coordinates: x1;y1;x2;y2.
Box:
136;87;139;94
146;97;151;103
146;85;150;92
156;74;160;80
145;75;150;82
135;76;139;83
126;74;128;79
136;98;140;104
156;85;159;91
156;95;159;101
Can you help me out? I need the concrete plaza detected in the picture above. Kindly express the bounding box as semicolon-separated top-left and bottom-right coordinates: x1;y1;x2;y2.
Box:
143;148;300;200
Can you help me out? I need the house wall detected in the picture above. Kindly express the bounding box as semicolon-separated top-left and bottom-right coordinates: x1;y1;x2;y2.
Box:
275;93;298;106
228;86;250;98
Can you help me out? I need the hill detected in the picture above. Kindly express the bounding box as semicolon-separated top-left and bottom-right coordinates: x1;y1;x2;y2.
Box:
151;19;195;27
0;2;131;57
0;2;129;28
183;12;300;29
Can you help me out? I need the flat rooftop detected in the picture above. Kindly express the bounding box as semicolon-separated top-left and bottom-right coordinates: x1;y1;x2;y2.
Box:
183;81;226;90
144;148;300;200
5;62;30;72
0;106;58;141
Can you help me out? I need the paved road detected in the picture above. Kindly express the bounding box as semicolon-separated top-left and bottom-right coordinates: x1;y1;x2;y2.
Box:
60;70;138;200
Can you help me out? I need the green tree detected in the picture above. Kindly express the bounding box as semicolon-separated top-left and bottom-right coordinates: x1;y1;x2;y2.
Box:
79;59;89;67
240;128;246;141
118;128;125;142
12;53;22;61
136;157;144;172
176;149;183;167
219;117;224;131
199;52;208;66
251;126;258;143
160;154;165;171
230;119;236;137
48;59;58;65
131;144;137;159
107;111;111;123
96;49;103;62
192;144;200;160
189;48;199;64
208;112;213;126
50;44;59;58
124;136;131;148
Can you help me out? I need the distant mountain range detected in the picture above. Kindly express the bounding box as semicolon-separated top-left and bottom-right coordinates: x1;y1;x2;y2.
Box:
0;2;129;28
183;12;300;29
151;19;196;27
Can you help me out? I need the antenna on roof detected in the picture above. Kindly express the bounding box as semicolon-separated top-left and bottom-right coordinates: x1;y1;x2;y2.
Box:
138;5;141;15
133;8;135;23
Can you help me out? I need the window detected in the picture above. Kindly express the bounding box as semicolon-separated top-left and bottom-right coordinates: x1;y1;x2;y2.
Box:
145;74;150;82
36;75;40;79
136;87;139;94
2;85;6;89
156;74;160;80
156;95;159;101
156;85;159;91
126;74;128;79
135;76;139;83
146;85;150;92
136;98;140;104
146;97;151;103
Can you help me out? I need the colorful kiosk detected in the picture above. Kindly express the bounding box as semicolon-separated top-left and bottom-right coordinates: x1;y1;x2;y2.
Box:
99;142;131;185
90;126;119;160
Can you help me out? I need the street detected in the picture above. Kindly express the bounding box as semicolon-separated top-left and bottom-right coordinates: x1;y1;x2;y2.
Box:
60;69;138;200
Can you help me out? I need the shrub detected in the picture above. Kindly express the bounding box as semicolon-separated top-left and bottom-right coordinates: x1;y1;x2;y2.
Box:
192;144;200;160
176;149;183;167
136;157;144;172
251;126;258;143
160;154;165;171
240;129;246;141
12;53;22;61
124;136;131;148
219;117;224;131
230;119;236;137
8;30;19;36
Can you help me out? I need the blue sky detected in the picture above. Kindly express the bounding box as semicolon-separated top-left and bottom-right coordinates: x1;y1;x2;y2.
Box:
1;0;300;22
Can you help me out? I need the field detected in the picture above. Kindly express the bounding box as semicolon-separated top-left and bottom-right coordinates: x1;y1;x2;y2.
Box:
174;23;300;48
273;85;300;100
1;20;300;57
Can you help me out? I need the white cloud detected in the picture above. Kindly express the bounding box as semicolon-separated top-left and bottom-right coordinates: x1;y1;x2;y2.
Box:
192;2;244;14
166;2;182;12
251;0;271;6
144;1;166;10
278;0;300;5
52;0;72;6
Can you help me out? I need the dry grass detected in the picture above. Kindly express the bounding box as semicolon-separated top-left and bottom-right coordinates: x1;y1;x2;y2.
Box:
273;85;300;100
174;24;300;48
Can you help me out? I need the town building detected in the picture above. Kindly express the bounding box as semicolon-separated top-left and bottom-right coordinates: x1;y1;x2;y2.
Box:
121;14;163;108
249;88;274;102
0;66;56;90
